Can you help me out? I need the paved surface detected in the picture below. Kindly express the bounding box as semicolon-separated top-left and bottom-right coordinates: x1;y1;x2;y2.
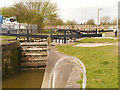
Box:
74;43;118;47
41;46;82;88
93;37;118;39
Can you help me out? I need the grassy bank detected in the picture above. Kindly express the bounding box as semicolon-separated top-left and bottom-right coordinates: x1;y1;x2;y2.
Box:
56;41;118;88
79;38;118;43
0;36;17;39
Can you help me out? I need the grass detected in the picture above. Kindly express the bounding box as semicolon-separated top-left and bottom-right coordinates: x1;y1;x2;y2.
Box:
0;36;17;39
0;36;17;42
79;38;118;43
2;40;9;42
56;44;118;88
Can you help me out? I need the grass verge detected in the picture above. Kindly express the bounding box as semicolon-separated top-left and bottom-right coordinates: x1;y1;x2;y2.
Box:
79;38;118;43
56;45;118;88
0;36;17;39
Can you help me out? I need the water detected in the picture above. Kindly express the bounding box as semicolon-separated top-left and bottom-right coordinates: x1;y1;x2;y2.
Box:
2;70;45;88
53;39;70;43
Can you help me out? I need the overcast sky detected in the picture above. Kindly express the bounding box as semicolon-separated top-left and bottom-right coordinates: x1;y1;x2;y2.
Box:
0;0;119;24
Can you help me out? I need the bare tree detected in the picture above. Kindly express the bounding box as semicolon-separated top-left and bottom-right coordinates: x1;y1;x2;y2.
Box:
86;18;95;25
111;18;117;25
65;20;77;25
100;16;111;25
55;19;64;25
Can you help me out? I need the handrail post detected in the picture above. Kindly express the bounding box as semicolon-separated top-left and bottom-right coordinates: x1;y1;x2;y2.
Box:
64;30;66;43
27;29;29;42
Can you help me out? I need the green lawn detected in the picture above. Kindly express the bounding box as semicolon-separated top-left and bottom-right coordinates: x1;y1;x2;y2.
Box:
79;38;118;43
56;44;118;88
0;36;17;39
2;40;9;42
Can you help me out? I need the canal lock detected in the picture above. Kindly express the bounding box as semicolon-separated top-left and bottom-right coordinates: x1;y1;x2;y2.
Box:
2;38;49;88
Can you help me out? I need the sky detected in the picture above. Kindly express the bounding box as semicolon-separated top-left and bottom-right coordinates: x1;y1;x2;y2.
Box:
0;0;119;24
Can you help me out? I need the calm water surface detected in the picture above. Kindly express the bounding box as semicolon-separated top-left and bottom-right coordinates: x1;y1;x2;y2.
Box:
2;70;45;88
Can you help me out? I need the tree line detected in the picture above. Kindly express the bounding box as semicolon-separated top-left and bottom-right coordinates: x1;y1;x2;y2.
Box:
86;16;117;25
0;0;77;28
